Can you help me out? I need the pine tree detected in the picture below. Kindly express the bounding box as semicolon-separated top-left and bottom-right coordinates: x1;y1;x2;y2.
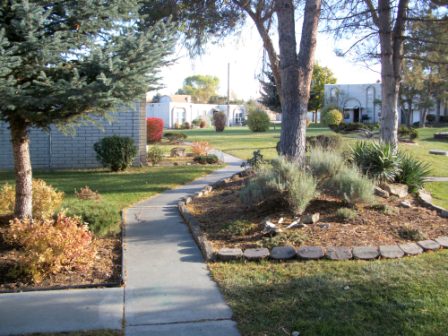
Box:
0;1;176;218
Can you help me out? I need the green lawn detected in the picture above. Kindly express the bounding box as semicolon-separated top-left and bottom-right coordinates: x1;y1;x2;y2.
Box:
211;251;448;336
426;182;448;209
0;165;219;234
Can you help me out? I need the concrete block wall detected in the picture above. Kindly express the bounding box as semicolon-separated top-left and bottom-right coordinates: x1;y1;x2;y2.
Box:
0;102;147;170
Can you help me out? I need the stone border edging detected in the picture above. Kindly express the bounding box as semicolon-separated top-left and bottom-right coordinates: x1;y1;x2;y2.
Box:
178;173;448;263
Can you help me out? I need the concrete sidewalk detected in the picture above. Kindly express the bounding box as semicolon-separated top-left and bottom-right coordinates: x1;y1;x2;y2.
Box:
123;152;242;335
0;152;242;336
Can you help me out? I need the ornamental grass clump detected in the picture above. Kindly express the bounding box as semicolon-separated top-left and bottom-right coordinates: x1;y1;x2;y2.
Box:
396;153;431;192
309;147;345;183
240;157;316;214
4;213;96;284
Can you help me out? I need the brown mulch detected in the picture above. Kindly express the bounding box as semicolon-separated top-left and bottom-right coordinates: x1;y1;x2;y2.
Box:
0;219;121;292
187;176;448;250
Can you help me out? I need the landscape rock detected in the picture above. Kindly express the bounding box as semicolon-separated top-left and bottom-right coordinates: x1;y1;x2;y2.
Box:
263;221;282;235
244;248;270;261
441;210;448;218
379;245;405;259
418;189;432;204
382;183;408;198
291;332;300;336
352;246;379;260
326;247;352;260
417;239;441;251
399;242;423;255
170;147;186;157
374;186;390;198
286;219;301;229
434;236;448;248
184;196;193;204
270;246;297;260
278;217;285;224
434;132;448;140
297;246;325;260
302;213;320;224
317;223;331;230
429;149;448;156
217;248;244;261
399;201;412;208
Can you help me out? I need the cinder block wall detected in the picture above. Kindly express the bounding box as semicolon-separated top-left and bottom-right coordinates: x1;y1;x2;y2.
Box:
0;102;147;170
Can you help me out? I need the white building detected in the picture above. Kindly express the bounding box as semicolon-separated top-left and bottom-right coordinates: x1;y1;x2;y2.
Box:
324;83;444;125
146;95;246;128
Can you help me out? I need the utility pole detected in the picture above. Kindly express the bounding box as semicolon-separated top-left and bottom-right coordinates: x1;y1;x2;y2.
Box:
227;62;230;126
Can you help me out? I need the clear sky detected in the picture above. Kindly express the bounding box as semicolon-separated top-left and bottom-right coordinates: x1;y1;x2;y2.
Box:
153;21;381;101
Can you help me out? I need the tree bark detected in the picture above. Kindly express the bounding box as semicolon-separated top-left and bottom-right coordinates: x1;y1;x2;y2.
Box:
10;120;33;219
276;0;321;164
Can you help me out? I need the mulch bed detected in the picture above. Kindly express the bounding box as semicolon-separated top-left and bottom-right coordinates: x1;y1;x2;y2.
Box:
0;217;121;292
187;175;448;250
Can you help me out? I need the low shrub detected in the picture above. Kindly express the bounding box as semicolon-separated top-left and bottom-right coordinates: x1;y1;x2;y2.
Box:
163;132;187;144
147;146;165;166
332;122;378;133
182;121;191;129
193;154;219;165
192;118;201;128
0;179;64;220
398;125;418;140
213;111;227;132
396;153;431;192
240;157;317;214
326;165;375;205
351;142;401;182
4;214;96;283
322;108;343;126
64;201;119;237
309;147;345;182
336;207;357;222
306;134;343;152
247;108;271;132
75;186;101;201
191;141;210;156
146;118;164;143
218;219;258;237
241;150;265;169
199;118;207;128
398;226;426;241
94;136;137;172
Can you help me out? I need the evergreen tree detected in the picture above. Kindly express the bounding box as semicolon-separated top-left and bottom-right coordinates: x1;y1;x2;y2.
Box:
0;1;176;218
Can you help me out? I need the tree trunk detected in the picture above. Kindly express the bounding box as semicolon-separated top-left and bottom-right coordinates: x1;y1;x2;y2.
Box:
276;0;321;164
10;120;33;219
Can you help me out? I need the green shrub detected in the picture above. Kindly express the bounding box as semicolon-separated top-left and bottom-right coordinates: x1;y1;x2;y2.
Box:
213;111;227;132
306;134;343;152
398;226;426;241
398;125;418;140
326;165;375;205
351;142;401;182
336;207;357;222
247;108;271;132
192;118;201;127
182;121;191;129
194;154;219;165
163;132;187;143
147;146;165;166
332;122;377;133
94;136;137;172
206;154;219;164
218;219;258;237
242;150;265;169
322;108;343;126
309;147;345;181
396;153;431;192
240;157;317;214
65;201;119;237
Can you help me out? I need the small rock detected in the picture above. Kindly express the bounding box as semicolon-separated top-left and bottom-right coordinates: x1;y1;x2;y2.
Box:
343;285;350;291
170;147;186;157
270;246;297;260
302;213;320;224
297;246;324;260
400;201;412;208
441;210;448;218
417;239;441;251
278;217;285;224
292;332;300;336
434;236;448;248
326;247;352;260
244;248;270;261
317;223;331;230
263;221;282;235
418;189;432;203
286;219;301;229
217;248;243;261
382;183;408;198
429;149;448;156
352;246;379;260
379;245;405;259
399;242;423;255
374;186;390;198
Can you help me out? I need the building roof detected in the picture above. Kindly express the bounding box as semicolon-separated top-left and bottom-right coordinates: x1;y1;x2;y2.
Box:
167;95;192;103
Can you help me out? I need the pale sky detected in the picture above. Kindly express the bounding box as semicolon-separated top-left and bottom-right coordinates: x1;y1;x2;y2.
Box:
153;21;381;101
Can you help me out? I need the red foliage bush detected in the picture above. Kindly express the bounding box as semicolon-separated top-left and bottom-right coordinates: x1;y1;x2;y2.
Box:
147;118;164;143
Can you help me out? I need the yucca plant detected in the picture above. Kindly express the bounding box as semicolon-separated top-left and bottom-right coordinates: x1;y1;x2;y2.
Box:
351;142;401;182
396;153;431;192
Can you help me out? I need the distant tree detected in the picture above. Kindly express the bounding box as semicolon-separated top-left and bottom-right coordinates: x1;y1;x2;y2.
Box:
259;69;281;112
177;75;220;103
0;1;175;219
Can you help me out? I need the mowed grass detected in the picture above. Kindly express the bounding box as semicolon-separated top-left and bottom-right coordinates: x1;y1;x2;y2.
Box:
0;165;220;233
426;182;448;209
210;250;448;336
